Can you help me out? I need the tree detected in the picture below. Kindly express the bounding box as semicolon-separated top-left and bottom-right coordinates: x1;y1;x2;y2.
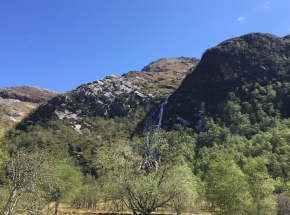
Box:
205;159;251;215
47;163;82;215
171;164;198;215
2;151;51;215
72;174;100;209
242;156;277;215
107;136;196;215
109;161;197;215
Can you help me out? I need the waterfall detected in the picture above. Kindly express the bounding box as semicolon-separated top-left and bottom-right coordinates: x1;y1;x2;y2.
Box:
155;94;171;133
197;101;205;132
144;94;171;133
142;94;171;168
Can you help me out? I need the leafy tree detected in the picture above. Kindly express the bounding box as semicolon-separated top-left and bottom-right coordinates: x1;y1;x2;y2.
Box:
205;159;251;215
106;133;198;215
72;174;100;209
171;164;198;215
242;156;277;215
46;163;83;215
109;161;197;215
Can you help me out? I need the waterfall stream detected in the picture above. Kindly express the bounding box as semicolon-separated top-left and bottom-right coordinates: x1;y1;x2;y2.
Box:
144;94;171;133
197;101;205;132
141;94;171;172
155;94;171;133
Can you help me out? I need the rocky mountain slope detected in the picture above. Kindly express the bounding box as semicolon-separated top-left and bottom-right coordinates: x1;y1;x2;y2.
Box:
0;86;58;124
162;33;290;130
18;57;198;128
0;86;58;103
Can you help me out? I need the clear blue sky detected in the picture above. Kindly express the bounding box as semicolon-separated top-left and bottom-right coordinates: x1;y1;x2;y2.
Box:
1;0;290;92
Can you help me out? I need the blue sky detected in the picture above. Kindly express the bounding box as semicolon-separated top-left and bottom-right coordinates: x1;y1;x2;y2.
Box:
1;0;290;92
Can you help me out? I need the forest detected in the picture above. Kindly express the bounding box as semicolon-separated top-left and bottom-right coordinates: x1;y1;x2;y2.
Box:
2;81;290;215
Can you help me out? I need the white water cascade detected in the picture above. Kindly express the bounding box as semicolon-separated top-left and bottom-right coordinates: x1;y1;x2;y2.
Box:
155;94;171;133
141;94;171;173
144;94;171;133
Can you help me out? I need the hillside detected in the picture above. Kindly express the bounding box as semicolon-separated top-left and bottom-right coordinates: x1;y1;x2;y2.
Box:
16;57;199;130
163;33;290;130
3;34;290;214
0;86;58;103
0;86;58;135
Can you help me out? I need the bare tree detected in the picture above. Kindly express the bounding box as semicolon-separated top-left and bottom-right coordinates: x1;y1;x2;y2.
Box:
2;151;51;215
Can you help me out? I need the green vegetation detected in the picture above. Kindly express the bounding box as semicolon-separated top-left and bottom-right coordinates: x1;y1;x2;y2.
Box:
1;34;290;214
1;105;289;214
3;78;290;214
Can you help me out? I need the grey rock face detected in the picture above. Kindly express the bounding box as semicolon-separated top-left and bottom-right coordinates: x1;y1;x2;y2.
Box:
22;57;199;122
37;74;158;120
68;74;155;118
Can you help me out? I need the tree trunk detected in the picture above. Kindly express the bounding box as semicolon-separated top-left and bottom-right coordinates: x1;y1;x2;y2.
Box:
3;188;20;215
54;200;59;215
132;208;137;215
140;209;152;215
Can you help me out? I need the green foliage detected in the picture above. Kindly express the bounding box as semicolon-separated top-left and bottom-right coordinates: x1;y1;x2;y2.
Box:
0;105;11;138
107;155;197;215
72;174;101;209
242;156;277;214
48;163;83;215
1;151;53;215
2;46;290;213
205;159;251;215
49;163;83;203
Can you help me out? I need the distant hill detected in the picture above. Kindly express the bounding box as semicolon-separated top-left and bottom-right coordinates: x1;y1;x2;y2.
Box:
0;86;58;103
0;86;58;127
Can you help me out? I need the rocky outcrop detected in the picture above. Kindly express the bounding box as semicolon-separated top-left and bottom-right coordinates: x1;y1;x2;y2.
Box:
38;74;167;121
162;33;290;129
70;74;155;117
0;86;58;125
26;57;199;123
188;33;290;83
0;98;37;123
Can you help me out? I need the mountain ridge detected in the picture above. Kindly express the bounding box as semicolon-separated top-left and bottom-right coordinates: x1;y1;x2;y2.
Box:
0;86;58;127
13;57;199;130
162;32;290;131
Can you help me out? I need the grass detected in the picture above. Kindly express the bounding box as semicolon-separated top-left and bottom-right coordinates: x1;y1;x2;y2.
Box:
40;202;212;215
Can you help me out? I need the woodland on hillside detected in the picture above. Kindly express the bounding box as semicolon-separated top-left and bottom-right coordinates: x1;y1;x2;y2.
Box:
2;82;290;215
1;33;290;215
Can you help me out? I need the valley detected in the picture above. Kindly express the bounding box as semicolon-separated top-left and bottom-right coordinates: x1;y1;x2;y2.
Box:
1;33;290;215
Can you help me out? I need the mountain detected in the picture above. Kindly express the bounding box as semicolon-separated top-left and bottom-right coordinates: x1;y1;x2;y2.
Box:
141;57;198;73
3;33;290;214
0;86;58;103
163;33;290;131
16;57;199;129
0;86;58;125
